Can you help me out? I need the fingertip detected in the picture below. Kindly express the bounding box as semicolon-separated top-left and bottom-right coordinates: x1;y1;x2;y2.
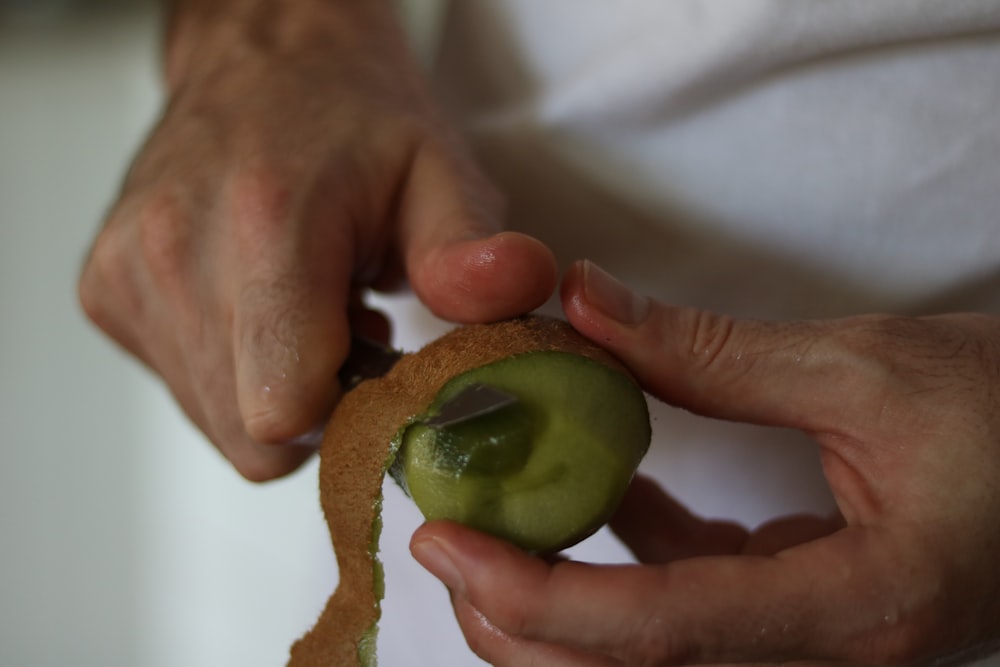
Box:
410;231;558;323
411;520;532;602
410;520;539;581
411;527;469;597
410;519;487;556
410;519;447;550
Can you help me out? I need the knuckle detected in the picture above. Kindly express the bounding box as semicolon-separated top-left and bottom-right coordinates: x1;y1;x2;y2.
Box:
614;572;694;667
454;599;522;667
79;224;138;329
241;402;295;445
829;315;931;374
136;192;192;285
834;314;969;373
680;308;739;372
460;613;502;664
830;314;995;420
238;279;312;371
78;250;111;326
225;165;296;247
620;615;687;667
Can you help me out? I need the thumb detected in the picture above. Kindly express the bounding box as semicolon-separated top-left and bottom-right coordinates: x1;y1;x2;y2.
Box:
561;260;856;433
399;141;558;323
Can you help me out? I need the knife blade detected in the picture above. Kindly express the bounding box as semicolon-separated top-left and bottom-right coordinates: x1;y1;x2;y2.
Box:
337;335;518;428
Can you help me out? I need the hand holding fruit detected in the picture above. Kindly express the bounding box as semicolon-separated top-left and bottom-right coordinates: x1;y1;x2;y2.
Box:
411;260;1000;666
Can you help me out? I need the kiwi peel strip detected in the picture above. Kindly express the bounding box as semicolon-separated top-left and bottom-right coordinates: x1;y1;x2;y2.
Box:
286;316;650;667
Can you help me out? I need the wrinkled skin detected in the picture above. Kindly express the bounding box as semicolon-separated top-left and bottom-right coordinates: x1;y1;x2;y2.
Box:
412;260;1000;666
78;0;556;481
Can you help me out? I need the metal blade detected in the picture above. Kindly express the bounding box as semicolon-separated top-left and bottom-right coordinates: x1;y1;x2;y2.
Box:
425;383;519;429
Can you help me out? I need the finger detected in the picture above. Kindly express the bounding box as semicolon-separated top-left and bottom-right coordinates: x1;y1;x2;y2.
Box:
450;594;622;667
193;322;319;481
94;193;322;480
233;282;387;457
399;141;558;323
232;268;349;446
742;514;845;556
412;520;934;665
610;474;748;563
153;264;319;480
222;173;360;444
560;260;878;434
612;477;841;562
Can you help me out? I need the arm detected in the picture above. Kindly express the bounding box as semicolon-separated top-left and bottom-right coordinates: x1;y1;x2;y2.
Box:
79;0;557;481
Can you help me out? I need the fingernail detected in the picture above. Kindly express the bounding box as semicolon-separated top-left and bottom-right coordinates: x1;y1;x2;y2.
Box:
582;260;650;325
412;538;466;596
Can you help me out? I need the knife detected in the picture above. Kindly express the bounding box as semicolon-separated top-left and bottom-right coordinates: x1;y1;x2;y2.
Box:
337;335;518;429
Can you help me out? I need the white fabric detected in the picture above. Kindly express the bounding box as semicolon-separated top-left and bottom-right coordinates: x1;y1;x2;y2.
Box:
376;2;1000;665
434;0;1000;318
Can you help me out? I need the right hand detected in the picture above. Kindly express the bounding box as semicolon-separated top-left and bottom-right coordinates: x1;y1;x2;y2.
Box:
78;1;557;481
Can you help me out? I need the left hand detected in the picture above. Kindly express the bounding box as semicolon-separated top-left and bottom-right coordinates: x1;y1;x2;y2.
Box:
411;260;1000;666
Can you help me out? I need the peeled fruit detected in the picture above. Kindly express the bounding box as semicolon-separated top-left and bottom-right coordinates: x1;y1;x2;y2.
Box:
288;316;651;667
393;348;650;553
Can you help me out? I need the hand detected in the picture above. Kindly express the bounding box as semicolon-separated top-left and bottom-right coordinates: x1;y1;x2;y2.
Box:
78;0;557;481
411;259;1000;665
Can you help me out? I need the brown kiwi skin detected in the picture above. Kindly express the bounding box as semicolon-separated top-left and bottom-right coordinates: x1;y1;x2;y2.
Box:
287;315;632;666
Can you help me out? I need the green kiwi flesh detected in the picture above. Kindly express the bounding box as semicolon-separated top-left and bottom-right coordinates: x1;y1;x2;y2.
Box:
392;349;650;553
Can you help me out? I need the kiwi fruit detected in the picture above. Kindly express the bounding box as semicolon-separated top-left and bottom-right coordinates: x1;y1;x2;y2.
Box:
288;315;651;667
